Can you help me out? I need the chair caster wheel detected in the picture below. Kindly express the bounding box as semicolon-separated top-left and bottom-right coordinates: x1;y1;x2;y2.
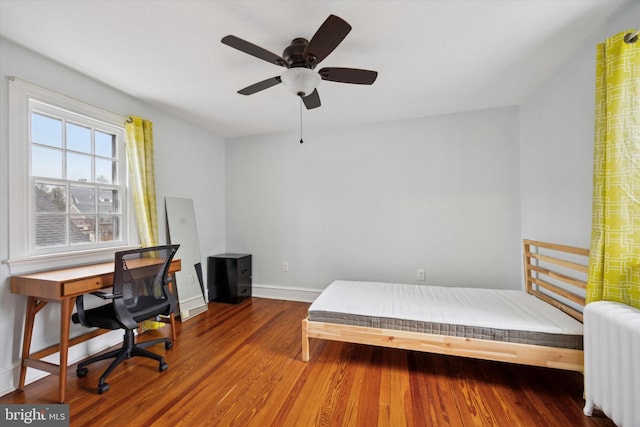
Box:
159;361;168;372
165;341;173;350
97;382;110;394
76;367;88;377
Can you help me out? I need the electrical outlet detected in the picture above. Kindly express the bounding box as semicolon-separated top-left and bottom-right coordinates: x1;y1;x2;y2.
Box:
417;269;425;281
282;261;289;272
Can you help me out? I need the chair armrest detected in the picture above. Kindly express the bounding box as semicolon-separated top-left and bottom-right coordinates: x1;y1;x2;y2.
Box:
74;291;120;326
74;295;89;326
90;291;122;300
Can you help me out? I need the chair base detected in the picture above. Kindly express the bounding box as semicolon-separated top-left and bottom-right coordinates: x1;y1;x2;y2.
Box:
77;328;171;394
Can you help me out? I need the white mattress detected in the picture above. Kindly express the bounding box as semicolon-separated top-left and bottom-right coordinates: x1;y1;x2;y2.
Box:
308;281;583;346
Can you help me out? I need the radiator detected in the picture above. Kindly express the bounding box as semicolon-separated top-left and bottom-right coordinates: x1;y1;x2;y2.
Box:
583;301;640;426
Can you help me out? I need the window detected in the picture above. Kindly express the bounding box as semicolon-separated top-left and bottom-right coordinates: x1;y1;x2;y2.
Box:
31;103;124;249
8;78;136;273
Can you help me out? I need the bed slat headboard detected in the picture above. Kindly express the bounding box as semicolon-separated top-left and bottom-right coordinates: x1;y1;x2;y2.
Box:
523;239;589;322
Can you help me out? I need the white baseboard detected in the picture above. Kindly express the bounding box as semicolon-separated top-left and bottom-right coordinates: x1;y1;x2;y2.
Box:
252;283;322;303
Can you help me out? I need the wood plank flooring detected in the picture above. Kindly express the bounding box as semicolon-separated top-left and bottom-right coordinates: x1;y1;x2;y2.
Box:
1;297;615;426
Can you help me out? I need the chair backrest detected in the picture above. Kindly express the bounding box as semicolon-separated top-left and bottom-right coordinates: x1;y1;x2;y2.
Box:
113;245;180;329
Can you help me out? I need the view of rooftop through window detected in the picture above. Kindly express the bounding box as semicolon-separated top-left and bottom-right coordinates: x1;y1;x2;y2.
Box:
31;110;122;248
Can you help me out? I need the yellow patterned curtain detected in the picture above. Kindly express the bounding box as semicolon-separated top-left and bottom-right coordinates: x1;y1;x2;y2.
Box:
125;116;159;247
587;30;640;308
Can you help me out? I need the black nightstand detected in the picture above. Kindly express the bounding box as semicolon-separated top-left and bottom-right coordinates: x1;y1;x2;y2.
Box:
207;254;252;304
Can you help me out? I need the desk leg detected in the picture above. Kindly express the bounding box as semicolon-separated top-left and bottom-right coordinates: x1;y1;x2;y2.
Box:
58;297;75;403
18;297;43;389
169;312;177;342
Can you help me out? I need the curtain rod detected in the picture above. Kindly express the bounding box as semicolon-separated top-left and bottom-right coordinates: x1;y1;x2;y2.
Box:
625;28;639;43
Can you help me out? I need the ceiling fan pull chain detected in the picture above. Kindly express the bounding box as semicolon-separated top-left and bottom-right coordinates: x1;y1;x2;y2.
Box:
299;97;304;144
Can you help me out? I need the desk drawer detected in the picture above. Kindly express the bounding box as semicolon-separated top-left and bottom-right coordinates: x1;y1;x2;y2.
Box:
63;275;113;296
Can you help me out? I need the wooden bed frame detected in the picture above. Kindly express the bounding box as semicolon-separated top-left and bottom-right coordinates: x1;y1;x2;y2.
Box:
301;240;589;372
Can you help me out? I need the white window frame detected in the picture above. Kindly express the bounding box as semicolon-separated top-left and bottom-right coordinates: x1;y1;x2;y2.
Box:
7;77;138;275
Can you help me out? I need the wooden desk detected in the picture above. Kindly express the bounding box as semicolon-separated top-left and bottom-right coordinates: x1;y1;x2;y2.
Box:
10;258;181;403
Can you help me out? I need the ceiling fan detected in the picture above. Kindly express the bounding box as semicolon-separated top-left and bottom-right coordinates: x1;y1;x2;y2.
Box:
221;14;378;110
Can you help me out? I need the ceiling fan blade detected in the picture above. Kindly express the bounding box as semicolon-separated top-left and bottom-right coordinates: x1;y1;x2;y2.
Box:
221;35;287;67
302;89;321;109
303;15;351;65
238;76;282;95
319;67;378;85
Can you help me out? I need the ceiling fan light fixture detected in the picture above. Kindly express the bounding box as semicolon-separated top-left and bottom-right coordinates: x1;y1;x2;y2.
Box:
281;68;321;97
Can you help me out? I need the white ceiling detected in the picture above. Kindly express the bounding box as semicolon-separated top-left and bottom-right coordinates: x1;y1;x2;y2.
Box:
0;0;631;139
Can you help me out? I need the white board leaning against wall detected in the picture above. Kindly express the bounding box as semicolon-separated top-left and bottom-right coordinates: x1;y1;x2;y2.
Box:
165;197;207;321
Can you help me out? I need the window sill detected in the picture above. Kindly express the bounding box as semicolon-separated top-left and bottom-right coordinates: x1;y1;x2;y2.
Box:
5;245;140;276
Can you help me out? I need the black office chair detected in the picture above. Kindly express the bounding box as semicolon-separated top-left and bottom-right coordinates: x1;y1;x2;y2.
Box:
72;244;180;394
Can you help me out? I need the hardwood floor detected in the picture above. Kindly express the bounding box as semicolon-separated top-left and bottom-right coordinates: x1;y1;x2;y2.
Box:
1;297;615;426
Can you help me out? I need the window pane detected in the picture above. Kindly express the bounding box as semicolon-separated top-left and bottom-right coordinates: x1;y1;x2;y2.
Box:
95;158;115;184
70;186;95;214
35;183;66;213
99;215;120;242
31;113;62;148
95;131;115;157
35;214;66;248
98;189;119;213
70;215;95;244
66;152;91;182
32;146;63;179
66;122;91;153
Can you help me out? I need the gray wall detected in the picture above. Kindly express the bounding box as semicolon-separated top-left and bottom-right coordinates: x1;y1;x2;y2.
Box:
519;0;640;248
0;37;226;394
226;107;522;294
